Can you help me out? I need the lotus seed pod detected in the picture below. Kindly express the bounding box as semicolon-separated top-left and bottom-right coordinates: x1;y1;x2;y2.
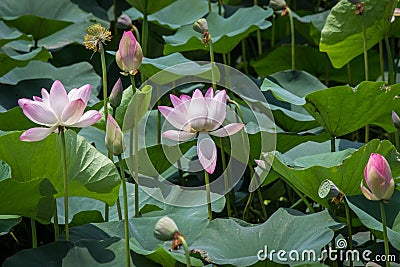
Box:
154;216;179;241
193;18;208;34
270;0;287;11
318;179;341;199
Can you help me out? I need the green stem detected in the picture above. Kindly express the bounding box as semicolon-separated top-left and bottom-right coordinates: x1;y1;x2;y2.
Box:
53;200;59;241
344;201;354;267
380;201;390;267
379;41;385;83
331;136;335;152
113;0;118;34
134;122;139;218
286;179;315;213
385;35;394;85
104;203;109;222
361;13;369;81
218;0;222;15
241;40;249;74
208;0;211;12
287;7;295;70
31;218;37;248
100;45;108;121
219;138;232;217
204;171;213;221
365;125;369;143
118;155;131;267
178;236;191;267
347;63;352;85
395;130;400;151
60;127;69;240
142;14;148;57
254;0;262;55
209;39;217;91
256;187;267;220
271;15;276;48
243;192;254;221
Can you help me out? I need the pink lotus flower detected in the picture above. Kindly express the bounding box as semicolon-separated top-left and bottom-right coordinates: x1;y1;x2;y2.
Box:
18;80;102;142
116;31;143;76
361;153;395;201
158;88;244;174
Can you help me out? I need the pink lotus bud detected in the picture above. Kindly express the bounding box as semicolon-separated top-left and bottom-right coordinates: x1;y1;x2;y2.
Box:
105;115;125;156
392;110;400;129
116;31;143;76
109;78;123;108
361;153;394;201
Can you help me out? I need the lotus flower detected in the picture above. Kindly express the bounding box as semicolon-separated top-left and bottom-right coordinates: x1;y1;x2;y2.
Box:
18;80;101;142
116;31;143;76
361;153;395;201
105;114;125;156
391;8;400;23
158;88;244;174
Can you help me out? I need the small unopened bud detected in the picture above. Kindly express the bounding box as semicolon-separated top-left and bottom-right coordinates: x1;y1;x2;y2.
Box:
270;0;287;11
154;216;179;241
105;115;125;156
392;110;400;129
109;78;123;109
117;14;133;30
193;18;208;34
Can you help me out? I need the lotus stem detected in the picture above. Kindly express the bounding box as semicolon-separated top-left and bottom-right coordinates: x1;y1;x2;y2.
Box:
380;201;390;267
208;0;211;12
31;218;37;248
347;63;352;85
241;40;249;74
395;130;400;151
209;39;217;91
100;44;108;121
271;15;276;48
361;13;369;81
243;191;254;221
53;200;59;241
204;171;213;221
118;154;131;267
219;138;232;217
385;35;394;85
331;137;335;152
379;41;385;82
287;7;295;70
60;127;69;240
178;236;191;267
256;187;267;220
344;200;353;267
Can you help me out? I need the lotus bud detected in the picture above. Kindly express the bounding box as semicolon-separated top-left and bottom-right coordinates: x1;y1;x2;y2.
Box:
392;110;400;129
193;18;208;34
116;31;143;76
270;0;287;11
361;153;395;201
117;14;133;30
153;216;179;241
105;115;125;156
109;78;123;109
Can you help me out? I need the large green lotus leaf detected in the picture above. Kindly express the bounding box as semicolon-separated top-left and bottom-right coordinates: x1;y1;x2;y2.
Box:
147;0;218;30
190;209;340;266
69;214;207;267
0;47;51;77
0;131;120;207
0;215;21;236
304;82;400;137
125;0;175;15
347;191;400;251
252;46;380;84
268;139;400;207
0;21;31;47
164;6;273;54
320;0;396;68
293;10;330;46
0;61;101;108
0;0;100;40
0;107;36;131
2;238;159;267
140;53;216;83
0;177;56;223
